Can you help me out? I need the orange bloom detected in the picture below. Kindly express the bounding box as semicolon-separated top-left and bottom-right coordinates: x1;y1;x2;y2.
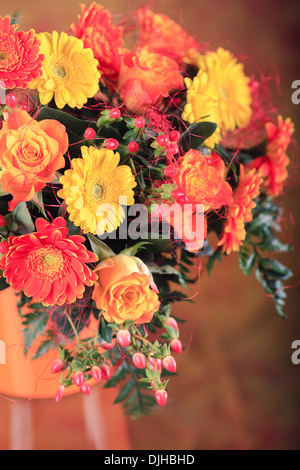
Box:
217;165;262;254
0;109;68;210
136;8;200;65
175;150;233;210
0;16;43;89
71;2;123;83
118;47;184;112
247;115;294;197
92;254;160;324
0;218;98;306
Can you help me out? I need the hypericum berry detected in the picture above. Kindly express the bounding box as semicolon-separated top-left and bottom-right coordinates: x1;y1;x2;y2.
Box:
55;385;65;403
73;371;85;387
132;352;147;369
149;356;162;373
133;117;145;129
80;382;91;395
170;339;183;354
171;187;186;200
169;130;180;142
84;127;96;140
0;241;9;256
0;214;6;227
101;340;114;351
117;329;131;347
166;316;178;330
163;355;177;373
19;102;29;112
5;93;18;108
100;363;111;380
109;108;121;119
164;165;177;179
176;194;189;204
51;358;66;374
155;389;168;407
128;141;139;153
90;366;102;382
167;142;179;156
105;138;119;150
156;134;169;147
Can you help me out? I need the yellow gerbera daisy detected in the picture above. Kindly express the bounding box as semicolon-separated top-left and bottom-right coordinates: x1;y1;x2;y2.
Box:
57;146;137;235
182;47;252;145
28;31;100;109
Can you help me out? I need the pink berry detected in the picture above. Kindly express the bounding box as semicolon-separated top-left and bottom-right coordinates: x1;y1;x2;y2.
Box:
128;141;139;153
100;363;111;380
84;127;96;140
101;340;114;351
91;366;102;382
51;358;66;374
162;355;177;373
109;108;121;119
155;389;168;407
156;134;169;147
133;117;145;129
164;165;177;179
0;214;6;227
5;93;18;108
149;356;162;373
117;329;131;347
166;317;178;330
55;385;65;403
132;352;147;369
170;339;182;354
80;382;91;395
169;130;180;142
73;371;85;387
105;138;119;150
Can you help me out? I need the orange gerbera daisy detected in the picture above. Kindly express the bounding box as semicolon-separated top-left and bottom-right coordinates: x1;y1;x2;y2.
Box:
136;8;200;65
217;165;262;254
247;115;294;197
0;218;98;306
0;16;43;89
71;2;123;83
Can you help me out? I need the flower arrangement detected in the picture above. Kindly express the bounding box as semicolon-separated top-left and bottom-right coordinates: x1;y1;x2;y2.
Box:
0;4;296;417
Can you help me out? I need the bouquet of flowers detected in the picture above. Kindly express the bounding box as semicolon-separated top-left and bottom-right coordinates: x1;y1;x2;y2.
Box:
0;4;296;417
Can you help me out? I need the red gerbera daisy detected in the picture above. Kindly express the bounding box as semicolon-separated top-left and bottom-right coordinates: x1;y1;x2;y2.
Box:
0;16;43;89
0;218;98;306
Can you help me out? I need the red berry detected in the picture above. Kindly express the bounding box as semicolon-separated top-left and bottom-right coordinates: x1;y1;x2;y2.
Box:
117;329;131;347
73;371;85;387
100;363;111;380
84;127;96;140
149;356;162;373
155;389;168;407
132;352;147;369
164;165;177;179
0;214;6;227
105;138;119;150
5;93;18;108
133;117;145;129
0;241;9;255
169;130;180;142
171;187;186;200
51;358;66;374
128;141;139;153
170;339;182;354
156;134;169;147
109;108;121;119
176;194;189;204
91;366;102;382
162;355;177;373
80;382;91;395
167;142;179;156
19;102;29;112
101;340;114;351
55;385;65;403
166;316;178;330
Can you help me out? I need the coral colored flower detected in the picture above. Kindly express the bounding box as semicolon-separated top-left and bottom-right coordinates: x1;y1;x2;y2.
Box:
0;218;98;306
71;2;123;83
118;47;184;112
182;48;252;145
92;254;160;324
0;16;43;89
175;149;233;211
28;31;100;109
57;146;136;235
136;8;200;65
0;109;68;210
247;115;294;197
217;165;262;254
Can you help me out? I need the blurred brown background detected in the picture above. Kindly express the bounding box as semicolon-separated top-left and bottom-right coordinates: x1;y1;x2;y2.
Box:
0;0;299;450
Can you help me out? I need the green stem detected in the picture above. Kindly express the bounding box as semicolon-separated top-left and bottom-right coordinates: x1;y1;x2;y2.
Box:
66;310;80;343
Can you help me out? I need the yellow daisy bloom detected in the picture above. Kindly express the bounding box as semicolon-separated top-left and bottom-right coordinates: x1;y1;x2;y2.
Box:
57;146;137;235
28;31;100;109
182;47;252;145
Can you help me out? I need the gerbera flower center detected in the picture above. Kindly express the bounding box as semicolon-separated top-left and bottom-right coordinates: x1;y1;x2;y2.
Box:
0;52;8;61
26;245;69;281
92;183;104;199
52;65;66;79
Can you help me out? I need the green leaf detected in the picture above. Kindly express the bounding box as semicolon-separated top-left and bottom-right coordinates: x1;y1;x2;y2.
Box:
22;308;49;356
113;379;135;404
99;316;113;343
0;276;9;292
120;241;152;257
87;233;115;261
12;202;35;234
179;121;217;152
239;247;256;276
37;107;91;142
207;247;222;276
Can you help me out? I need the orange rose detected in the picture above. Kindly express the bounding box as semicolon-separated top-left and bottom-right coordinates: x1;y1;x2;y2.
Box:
0;109;68;210
92;254;160;324
118;47;184;112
